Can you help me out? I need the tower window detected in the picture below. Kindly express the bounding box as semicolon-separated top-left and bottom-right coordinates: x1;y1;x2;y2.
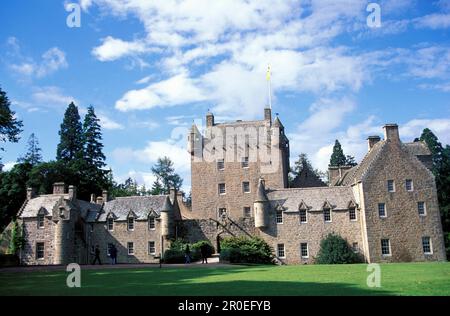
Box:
243;207;251;218
243;181;250;193
422;237;432;255
405;179;413;191
378;203;387;218
217;159;224;170
381;239;391;256
242;157;249;168
418;202;426;216
387;180;395;192
218;183;226;195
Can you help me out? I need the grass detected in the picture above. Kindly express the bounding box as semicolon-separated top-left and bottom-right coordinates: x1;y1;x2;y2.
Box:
0;262;449;296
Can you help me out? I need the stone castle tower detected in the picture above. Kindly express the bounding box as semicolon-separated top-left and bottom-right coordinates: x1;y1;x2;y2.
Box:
188;107;290;220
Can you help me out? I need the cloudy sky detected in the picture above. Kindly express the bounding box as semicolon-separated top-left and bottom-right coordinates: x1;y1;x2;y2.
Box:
1;0;450;192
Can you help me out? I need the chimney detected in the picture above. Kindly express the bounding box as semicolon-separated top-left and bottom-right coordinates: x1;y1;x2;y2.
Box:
90;194;96;203
102;190;109;202
96;196;104;204
68;185;77;200
53;182;65;195
367;136;381;151
206;111;214;127
26;187;37;200
169;188;176;203
383;124;400;142
264;106;272;123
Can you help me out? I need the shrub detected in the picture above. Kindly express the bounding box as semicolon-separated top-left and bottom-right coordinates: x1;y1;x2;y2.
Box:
163;249;185;263
315;233;362;264
163;239;214;263
191;240;214;258
220;236;274;264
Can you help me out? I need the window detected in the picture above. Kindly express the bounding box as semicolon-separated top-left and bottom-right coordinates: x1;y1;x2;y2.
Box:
36;242;44;260
127;217;134;231
418;202;426;216
276;210;283;224
107;243;113;256
242;156;249;168
405;179;413;191
300;243;308;258
352;242;359;253
243;207;251;218
378;203;387;218
148;241;156;255
422;237;432;255
323;208;331;222
299;210;307;223
243;181;250;193
149;217;156;230
387;180;395;192
349;208;357;221
217;159;224;170
219;208;227;219
127;242;134;255
277;244;285;258
218;183;226;195
381;239;391;256
37;214;45;229
107;218;114;231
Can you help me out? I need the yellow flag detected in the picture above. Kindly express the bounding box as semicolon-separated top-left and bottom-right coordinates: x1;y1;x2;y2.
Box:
266;65;271;81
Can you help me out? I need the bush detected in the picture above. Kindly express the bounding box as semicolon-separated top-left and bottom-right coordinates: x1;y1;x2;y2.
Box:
315;233;362;264
220;236;274;264
191;240;214;258
163;249;185;263
163;239;214;263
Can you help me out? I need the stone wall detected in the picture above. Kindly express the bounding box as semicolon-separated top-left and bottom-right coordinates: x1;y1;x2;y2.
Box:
21;216;56;265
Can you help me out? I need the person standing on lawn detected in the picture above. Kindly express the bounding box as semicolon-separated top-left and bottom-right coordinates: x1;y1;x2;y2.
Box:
92;245;102;265
110;244;117;265
200;244;208;264
185;244;191;264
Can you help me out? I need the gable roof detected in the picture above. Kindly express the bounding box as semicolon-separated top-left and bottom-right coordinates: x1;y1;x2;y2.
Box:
266;186;356;212
404;141;431;156
97;195;170;221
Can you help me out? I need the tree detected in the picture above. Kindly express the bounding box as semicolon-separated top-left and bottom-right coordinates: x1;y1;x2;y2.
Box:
420;128;444;176
329;140;347;167
315;233;362;264
83;106;106;170
18;133;42;166
345;155;357;167
56;102;84;162
0;86;23;155
110;177;139;197
151;157;183;194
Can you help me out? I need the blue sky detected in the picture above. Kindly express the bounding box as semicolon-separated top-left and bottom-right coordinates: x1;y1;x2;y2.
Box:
1;0;450;192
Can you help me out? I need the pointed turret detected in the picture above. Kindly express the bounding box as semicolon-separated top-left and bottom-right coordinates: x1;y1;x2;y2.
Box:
273;115;284;129
160;195;173;237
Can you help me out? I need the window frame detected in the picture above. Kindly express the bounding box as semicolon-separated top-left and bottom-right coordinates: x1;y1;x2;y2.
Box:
127;217;135;231
218;183;226;195
242;181;250;193
323;208;332;222
349;207;357;221
422;237;432;255
276;210;283;224
381;239;391;256
378;203;387;218
36;242;45;260
127;242;134;255
37;214;45;229
217;159;224;171
405;179;413;192
241;156;249;168
148;241;156;255
277;243;285;258
107;217;114;231
300;243;309;258
418;201;426;216
243;207;251;218
148;217;156;230
387;180;395;192
299;209;307;223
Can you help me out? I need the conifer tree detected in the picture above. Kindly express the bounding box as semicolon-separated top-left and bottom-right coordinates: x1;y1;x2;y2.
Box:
83;105;106;169
56;102;84;162
0;86;23;155
18;133;42;166
329;140;347;167
151;157;183;194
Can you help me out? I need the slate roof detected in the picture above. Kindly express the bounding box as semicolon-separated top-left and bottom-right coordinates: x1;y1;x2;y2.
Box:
98;195;171;221
266;186;356;212
404;141;431;156
19;194;101;222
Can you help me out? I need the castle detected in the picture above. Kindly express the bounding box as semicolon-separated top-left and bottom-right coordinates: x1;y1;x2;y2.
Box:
13;107;446;265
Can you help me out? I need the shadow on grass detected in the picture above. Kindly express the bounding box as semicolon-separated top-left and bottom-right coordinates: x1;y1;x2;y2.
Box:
0;265;391;296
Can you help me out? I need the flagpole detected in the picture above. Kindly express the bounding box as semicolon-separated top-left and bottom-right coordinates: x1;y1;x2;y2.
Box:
267;65;272;109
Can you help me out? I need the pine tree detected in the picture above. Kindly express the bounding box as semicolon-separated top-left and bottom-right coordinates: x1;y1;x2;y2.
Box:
18;133;42;166
83;105;106;169
56;102;84;162
420;128;444;176
345;155;357;167
151;156;183;194
151;179;163;195
329;140;347;167
0;86;23;154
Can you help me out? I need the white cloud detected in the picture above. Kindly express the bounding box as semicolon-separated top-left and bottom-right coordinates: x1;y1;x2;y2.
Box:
98;113;124;130
400;118;450;145
31;86;77;108
414;13;450;29
92;36;149;62
2;161;17;172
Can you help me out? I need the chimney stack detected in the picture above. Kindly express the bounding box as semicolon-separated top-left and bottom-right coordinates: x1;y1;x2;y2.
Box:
367;136;381;151
206;111;214;127
53;182;65;195
102;190;109;202
264;107;272;124
26;187;37;200
96;196;104;204
383;124;400;142
90;194;96;203
68;185;77;200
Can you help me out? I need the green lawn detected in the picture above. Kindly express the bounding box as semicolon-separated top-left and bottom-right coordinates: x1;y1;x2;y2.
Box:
0;262;449;296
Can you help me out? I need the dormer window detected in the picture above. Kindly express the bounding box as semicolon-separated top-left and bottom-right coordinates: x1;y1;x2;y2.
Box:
323;208;332;222
149;217;156;230
59;207;65;217
107;217;114;231
127;217;134;231
37;214;45;229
